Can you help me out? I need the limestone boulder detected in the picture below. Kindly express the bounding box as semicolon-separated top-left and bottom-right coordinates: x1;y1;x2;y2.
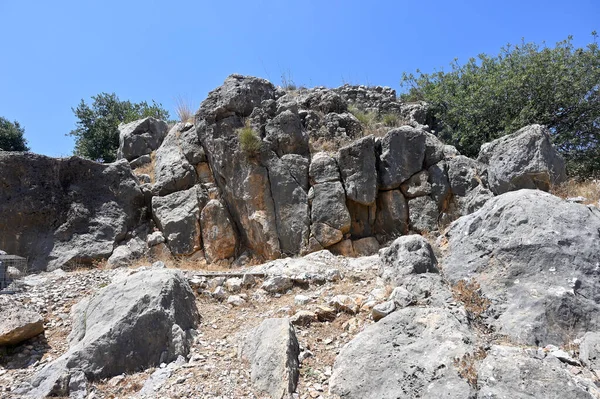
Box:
116;117;168;161
200;199;238;263
240;318;300;399
377;126;427;190
0;299;44;346
444;190;600;346
16;269;199;397
337;135;377;205
152;186;206;256
374;189;408;242
0;153;145;271
330;307;474;399
153;125;197;196
379;235;438;286
478;124;567;194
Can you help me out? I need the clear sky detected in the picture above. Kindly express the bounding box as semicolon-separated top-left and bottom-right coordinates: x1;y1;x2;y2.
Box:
0;0;598;157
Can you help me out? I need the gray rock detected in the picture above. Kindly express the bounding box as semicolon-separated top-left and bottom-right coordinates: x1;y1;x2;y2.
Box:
322;112;363;140
129;154;152;168
371;300;396;321
152;186;205;256
447;155;486;197
408;195;439;233
117;117;168;161
374;189;409;242
240;318;300;399
400;170;431;198
478;124;567;194
311;181;351;233
330;307;474;399
281;154;309;191
311;222;343;248
177;122;206;165
478;345;594;398
263;152;310;255
401;273;453;308
106;236;146;267
346;199;377;238
423;131;446;167
196;74;276;122
337;135;377;205
147;231;165;247
264;110;309;157
388;286;415;308
309;152;340;184
153;125;197;196
379;235;438;286
262;276;294;294
17;270;198;397
0;153;145;271
67;370;87;399
0;300;44;346
377;126;427;190
298;89;347;114
352;237;380;256
200;199;237;263
579;332;600;369
428;161;451;208
444;190;600;346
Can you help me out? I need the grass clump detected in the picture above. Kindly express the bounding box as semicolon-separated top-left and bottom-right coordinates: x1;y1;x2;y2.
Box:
551;178;600;205
175;95;195;123
237;122;262;156
381;113;400;127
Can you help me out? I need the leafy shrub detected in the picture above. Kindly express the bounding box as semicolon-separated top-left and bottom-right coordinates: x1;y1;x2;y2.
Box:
401;33;600;177
0;117;29;151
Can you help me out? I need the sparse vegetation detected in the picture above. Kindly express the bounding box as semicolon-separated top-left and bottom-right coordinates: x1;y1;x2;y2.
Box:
133;151;156;183
551;178;600;205
454;347;487;387
0;117;29;151
237;122;262;156
175;95;195;123
381;113;400;127
452;278;491;320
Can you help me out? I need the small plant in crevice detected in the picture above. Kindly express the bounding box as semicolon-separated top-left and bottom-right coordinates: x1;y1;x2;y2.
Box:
237;121;262;157
175;95;195;123
452;278;491;321
454;347;487;387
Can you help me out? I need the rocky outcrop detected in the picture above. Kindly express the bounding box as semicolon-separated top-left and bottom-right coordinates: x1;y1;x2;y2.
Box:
16;269;199;398
153;124;198;196
116;117;168;162
379;235;438;286
330;307;474;399
478;124;567;194
0;153;145;271
0;299;44;346
200;199;238;262
443;189;600;346
240;318;300;399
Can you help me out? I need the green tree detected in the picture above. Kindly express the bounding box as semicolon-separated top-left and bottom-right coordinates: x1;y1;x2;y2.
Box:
69;93;170;162
401;33;600;177
0;117;30;151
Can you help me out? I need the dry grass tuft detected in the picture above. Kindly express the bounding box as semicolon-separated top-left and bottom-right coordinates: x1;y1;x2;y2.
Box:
237;121;262;156
175;95;195;123
133;151;156;183
454;347;487;387
452;279;491;319
551;178;600;205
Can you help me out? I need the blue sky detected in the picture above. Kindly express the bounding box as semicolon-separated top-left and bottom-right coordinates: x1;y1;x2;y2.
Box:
0;0;598;157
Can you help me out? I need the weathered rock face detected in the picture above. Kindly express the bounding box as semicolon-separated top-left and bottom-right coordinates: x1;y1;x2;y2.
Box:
153;124;198;196
152;186;206;256
240;318;300;399
16;269;199;397
377;126;427;190
197;75;287;261
0;153;145;271
478;124;567;194
200;199;238;263
379;235;438;286
0;299;44;346
330;307;474;399
444;190;600;346
116;117;168;162
337;135;377;205
478;345;595;398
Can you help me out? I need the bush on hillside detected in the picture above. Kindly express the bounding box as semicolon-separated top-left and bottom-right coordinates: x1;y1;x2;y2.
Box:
0;117;29;151
401;33;600;177
69;93;170;163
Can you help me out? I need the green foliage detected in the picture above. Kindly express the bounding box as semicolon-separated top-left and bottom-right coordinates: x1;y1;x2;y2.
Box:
237;123;262;156
401;33;600;176
0;117;29;151
348;105;376;127
69;93;170;163
381;113;399;127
